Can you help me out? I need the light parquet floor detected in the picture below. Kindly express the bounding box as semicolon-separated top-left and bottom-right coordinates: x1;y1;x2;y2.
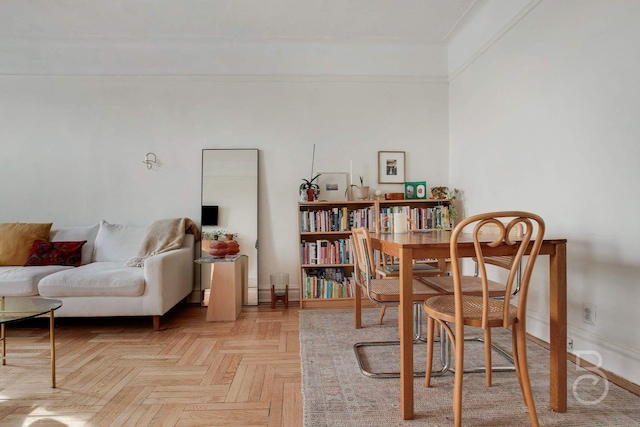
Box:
0;303;303;427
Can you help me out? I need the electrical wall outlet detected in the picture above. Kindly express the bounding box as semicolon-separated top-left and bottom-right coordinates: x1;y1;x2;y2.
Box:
567;337;574;350
583;302;596;326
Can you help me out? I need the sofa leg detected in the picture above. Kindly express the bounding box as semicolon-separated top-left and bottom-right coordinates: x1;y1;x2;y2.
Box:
153;315;160;331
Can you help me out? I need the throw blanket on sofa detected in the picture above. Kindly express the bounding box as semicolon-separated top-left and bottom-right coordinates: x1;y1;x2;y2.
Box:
126;218;200;267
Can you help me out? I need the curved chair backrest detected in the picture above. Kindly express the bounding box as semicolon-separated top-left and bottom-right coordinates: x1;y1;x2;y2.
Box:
473;222;524;294
351;227;376;285
449;211;545;328
476;222;524;270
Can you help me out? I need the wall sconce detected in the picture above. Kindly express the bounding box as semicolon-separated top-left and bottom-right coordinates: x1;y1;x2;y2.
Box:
143;152;157;170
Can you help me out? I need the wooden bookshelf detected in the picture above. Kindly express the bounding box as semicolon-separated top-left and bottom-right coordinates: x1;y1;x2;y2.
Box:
297;198;453;309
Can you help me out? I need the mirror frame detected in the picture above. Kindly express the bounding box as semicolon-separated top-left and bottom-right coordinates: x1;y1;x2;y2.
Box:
201;148;259;305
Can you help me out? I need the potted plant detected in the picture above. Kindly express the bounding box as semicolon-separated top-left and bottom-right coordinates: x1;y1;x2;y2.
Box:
430;186;448;199
202;230;240;257
430;186;460;220
345;175;370;200
300;173;321;201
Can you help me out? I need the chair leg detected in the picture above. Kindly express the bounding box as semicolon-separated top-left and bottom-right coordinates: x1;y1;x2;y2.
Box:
514;322;540;427
425;316;435;387
511;324;525;402
453;323;464;427
484;328;492;387
378;306;386;325
355;286;362;329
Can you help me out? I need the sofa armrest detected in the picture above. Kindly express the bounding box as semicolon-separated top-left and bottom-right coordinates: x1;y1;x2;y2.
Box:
143;244;194;310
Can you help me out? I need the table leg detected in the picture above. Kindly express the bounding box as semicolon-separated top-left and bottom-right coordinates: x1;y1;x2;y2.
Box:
549;242;567;412
1;323;5;366
399;247;414;420
50;309;56;388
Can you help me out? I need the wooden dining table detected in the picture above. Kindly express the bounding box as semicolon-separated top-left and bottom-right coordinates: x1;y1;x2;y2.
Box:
369;230;568;420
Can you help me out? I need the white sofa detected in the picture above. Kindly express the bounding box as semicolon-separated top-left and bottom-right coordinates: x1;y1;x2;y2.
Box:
0;221;195;330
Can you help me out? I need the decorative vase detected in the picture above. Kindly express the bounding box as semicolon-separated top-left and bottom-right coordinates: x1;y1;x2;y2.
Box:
225;234;240;255
306;188;315;202
208;239;229;258
353;186;370;200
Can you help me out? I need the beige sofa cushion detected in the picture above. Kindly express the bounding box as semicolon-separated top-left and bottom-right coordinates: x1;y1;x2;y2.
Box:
0;265;72;296
92;221;147;263
0;223;52;266
38;262;145;297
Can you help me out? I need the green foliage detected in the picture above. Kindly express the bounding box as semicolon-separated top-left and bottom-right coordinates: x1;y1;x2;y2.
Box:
431;186;460;220
202;230;237;240
300;173;321;190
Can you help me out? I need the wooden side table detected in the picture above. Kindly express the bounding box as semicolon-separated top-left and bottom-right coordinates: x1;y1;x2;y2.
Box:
195;254;248;321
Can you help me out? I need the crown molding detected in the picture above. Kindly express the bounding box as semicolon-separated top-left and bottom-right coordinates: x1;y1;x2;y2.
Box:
447;0;542;81
0;73;448;83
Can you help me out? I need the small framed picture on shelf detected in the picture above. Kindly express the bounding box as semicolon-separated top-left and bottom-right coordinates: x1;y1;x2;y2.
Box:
317;172;348;201
378;151;406;184
404;181;427;199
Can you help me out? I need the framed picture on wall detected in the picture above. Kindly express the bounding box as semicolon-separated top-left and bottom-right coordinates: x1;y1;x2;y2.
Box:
378;151;406;184
317;172;348;201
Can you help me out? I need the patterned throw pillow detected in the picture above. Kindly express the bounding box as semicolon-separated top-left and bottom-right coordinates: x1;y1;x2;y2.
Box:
0;222;52;266
24;240;87;267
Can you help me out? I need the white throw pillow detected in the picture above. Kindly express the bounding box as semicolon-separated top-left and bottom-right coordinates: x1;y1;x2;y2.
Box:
50;224;100;265
92;220;147;263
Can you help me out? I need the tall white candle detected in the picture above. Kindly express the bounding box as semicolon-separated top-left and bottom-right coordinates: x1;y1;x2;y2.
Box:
393;212;408;234
349;160;353;185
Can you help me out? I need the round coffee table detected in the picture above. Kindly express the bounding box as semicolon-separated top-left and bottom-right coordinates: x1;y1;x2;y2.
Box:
0;296;63;387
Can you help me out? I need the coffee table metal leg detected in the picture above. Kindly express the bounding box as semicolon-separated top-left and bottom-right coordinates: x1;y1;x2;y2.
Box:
50;309;56;388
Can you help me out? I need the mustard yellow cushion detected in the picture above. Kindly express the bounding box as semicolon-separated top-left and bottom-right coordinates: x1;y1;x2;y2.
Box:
0;223;53;266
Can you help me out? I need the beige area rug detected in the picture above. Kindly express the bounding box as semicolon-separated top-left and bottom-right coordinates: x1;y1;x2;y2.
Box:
300;308;640;426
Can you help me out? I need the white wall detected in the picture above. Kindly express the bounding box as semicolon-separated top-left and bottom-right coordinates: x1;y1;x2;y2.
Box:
0;75;449;301
449;0;640;384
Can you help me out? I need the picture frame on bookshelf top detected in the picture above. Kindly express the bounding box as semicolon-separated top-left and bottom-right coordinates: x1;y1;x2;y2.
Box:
404;181;427;199
317;172;349;201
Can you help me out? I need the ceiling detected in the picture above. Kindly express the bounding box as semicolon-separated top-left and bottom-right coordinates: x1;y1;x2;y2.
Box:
1;0;477;44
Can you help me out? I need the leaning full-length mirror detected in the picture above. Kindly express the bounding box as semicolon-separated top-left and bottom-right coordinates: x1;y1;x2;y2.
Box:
201;149;259;305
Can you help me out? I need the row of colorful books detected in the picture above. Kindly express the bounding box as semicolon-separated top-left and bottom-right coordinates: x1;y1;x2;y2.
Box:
300;206;376;232
379;205;453;230
300;238;353;265
302;268;355;299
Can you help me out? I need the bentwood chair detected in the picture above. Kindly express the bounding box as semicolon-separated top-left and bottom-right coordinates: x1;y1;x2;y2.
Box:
351;227;442;378
419;222;524;373
423;211;545;427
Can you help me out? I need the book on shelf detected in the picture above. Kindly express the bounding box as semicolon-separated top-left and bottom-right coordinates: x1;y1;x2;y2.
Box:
299;206;376;232
379;204;451;231
300;237;352;265
302;267;354;299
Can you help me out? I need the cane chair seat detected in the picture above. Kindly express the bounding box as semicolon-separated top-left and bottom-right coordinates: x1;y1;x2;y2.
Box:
417;275;505;297
376;259;443;278
424;295;518;326
369;277;441;302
